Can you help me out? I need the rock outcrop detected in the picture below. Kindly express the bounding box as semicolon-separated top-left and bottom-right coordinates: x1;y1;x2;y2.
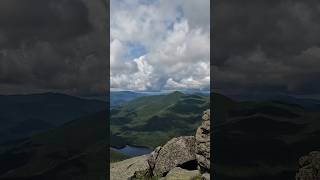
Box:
110;155;149;180
196;109;210;172
164;167;200;180
151;136;196;177
296;151;320;180
110;109;211;180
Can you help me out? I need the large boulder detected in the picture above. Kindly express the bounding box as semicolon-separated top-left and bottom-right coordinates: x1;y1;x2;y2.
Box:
296;151;320;180
147;146;162;170
110;155;149;180
164;167;200;180
195;109;210;172
152;136;196;177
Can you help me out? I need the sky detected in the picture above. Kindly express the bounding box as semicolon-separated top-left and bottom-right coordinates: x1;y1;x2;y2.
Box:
110;0;210;92
213;0;320;99
0;0;108;97
1;0;319;99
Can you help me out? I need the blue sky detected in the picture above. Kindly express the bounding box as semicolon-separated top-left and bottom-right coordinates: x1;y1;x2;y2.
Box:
122;43;146;60
110;0;210;91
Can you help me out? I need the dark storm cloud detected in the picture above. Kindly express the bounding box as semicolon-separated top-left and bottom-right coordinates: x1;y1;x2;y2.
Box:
0;0;92;49
213;0;320;96
0;0;108;97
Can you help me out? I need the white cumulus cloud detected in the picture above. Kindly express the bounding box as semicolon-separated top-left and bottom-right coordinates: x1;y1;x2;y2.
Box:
110;0;210;91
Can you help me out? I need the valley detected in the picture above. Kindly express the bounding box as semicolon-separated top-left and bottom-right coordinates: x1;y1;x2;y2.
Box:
2;90;318;179
0;91;209;179
110;91;210;149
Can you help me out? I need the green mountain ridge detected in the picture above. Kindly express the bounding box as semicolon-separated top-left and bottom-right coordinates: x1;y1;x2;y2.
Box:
110;91;210;149
0;91;209;178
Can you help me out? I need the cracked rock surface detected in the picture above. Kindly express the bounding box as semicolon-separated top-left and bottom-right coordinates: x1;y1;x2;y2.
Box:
196;109;210;172
151;136;196;177
296;151;320;180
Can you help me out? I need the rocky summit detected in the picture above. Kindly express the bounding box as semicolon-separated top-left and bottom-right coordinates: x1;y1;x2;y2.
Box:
151;136;197;177
110;155;150;180
110;109;211;180
296;151;320;180
164;167;200;179
196;109;210;172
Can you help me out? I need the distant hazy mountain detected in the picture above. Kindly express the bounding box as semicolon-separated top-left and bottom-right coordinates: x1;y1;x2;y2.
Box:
0;93;106;144
226;92;320;110
110;91;210;149
110;91;148;107
110;90;209;107
0;110;107;180
212;93;320;180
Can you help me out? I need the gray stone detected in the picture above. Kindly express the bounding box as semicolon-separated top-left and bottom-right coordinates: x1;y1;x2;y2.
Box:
195;109;210;172
164;167;200;180
110;155;149;180
202;172;210;180
153;136;196;177
147;146;162;170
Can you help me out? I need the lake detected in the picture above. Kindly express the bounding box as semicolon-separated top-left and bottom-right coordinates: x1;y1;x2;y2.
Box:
111;145;153;157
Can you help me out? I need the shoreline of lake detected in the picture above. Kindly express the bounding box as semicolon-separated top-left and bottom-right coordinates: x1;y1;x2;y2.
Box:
111;144;153;157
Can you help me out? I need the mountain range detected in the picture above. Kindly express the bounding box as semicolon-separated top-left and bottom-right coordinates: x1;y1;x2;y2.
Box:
0;91;209;179
225;92;320;110
110;90;209;107
110;91;148;107
0;93;107;179
2;91;318;179
212;93;320;180
0;110;107;179
0;93;106;145
110;91;210;149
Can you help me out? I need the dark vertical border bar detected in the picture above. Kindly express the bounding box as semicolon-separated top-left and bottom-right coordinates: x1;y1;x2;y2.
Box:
106;0;110;179
210;0;214;179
